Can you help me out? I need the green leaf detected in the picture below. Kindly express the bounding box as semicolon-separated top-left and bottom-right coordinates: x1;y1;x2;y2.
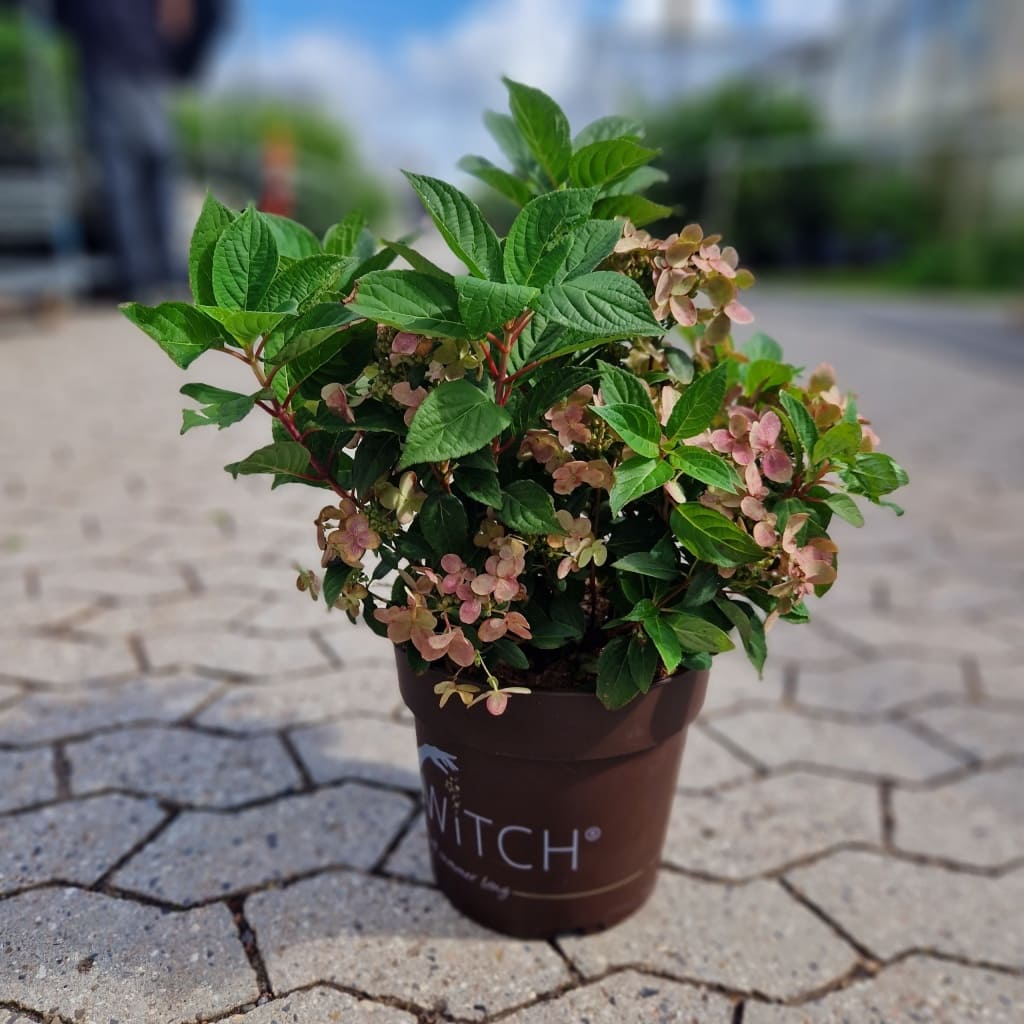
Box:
196;307;289;347
420;493;469;556
225;441;310;481
742;333;783;362
262;255;351;312
597;359;652;408
558;220;623;281
323;564;353;609
666;610;735;653
665;346;694;384
569;140;659;189
491;636;530;669
591;403;661;459
454;277;538;338
532;271;664;338
503;77;572;186
613;550;680;581
573;115;645;149
671;504;765;567
263;213;321;259
592;194;673;228
845;453;909;498
507;364;597;436
403;171;503;280
120;301;226;369
188;193;237;305
597;635;640;710
670;446;742;492
483;110;534;174
666;363;728;440
643;614;682;673
457;155;534;207
779;390;818;457
503;189;598;289
324;212;367;257
398;379;510;469
608;456;673;516
266;306;362;367
682;564;720;608
500;480;563;535
349;270;468;339
601;165;669;197
212;205;279;310
352;434;400;496
454;468;502;508
713;598;765;673
526;597;585;649
744;359;795;396
812;422;862;465
628;634;659;693
381;239;453;280
179;383;258;434
822;492;864;527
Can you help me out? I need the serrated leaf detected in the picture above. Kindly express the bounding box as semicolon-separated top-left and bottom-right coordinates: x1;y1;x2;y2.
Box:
503;189;598;289
822;492;864;527
531;271;664;338
844;453;909;498
592;403;661;458
507;364;597;436
324;212;367;257
454;468;502;507
265;306;362;367
671;504;765;567
601;165;669;197
503;77;572;185
666;363;728;440
597;635;640;710
484;110;534;174
120;301;226;368
569;139;659;189
812;422;862;465
744;359;795;396
398;379;510;469
454;277;538;338
212;205;279;310
189;193;237;305
349;270;468;339
574;115;645;149
225;441;310;481
262;255;352;312
381;239;453;280
612;550;680;581
592;194;673;228
670;446;741;492
712;598;765;673
420;493;469;556
597;359;652;408
779;390;819;457
196;307;289;346
403;171;503;280
558;220;623;281
608;456;673;515
742;333;783;362
682;564;720;607
179;382;259;434
458;155;534;207
263;213;321;259
665;610;735;653
352;434;400;496
500;479;563;535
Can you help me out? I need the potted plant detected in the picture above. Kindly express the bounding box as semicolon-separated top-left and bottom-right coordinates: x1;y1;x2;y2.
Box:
122;78;908;938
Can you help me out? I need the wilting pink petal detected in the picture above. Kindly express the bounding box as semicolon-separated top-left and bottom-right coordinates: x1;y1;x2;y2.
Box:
670;294;697;327
761;447;793;483
740;496;767;520
505;611;532;640
392;332;421;355
745;461;765;496
486;691;509;716
725;299;753;324
750;412;781;449
459;599;482;624
753;520;778;548
478;618;507;642
711;429;735;453
447;630;477;667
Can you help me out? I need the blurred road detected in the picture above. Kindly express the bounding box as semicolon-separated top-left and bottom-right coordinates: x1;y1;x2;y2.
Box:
0;290;1022;1023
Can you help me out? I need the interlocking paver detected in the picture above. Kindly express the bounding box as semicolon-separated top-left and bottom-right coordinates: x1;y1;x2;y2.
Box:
758;621;867;668
112;783;412;904
559;872;858;1000
744;956;1024;1022
0;593;100;632
677;724;757;790
699;649;784;714
383;812;433;884
0;794;165;894
0;887;257;1023
976;664;1022;703
222;987;417;1023
196;665;398;732
786;851;1024;966
318;623;399;665
793;657;967;716
664;773;879;879
908;703;1024;761
710;710;965;782
246;871;571;1019
892;765;1024;867
0;634;138;687
142;628;334;677
0;748;55;813
76;591;264;638
502;970;735;1022
0;680;23;704
38;562;189;600
0;674;218;744
66;725;302;807
290;716;419;789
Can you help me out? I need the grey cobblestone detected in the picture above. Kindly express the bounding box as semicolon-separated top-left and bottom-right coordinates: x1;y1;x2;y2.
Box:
382;812;433;884
246;870;571;1019
111;783;413;903
290;717;420;789
677;724;756;791
700;649;784;714
76;591;265;638
39;561;190;600
141;628;335;677
0;635;138;687
908;703;1024;761
976;664;1022;703
0;748;56;813
222;987;417;1023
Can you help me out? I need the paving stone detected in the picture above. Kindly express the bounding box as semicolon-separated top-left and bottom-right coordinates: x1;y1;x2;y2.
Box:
67;726;302;807
142;628;334;677
247;871;570;1019
0;593;101;632
112;783;412;904
794;657;967;716
38;562;189;600
761;621;867;668
892;765;1024;867
0;1014;34;1024
786;851;1024;966
677;724;757;790
745;956;1024;1023
0;674;218;744
383;812;433;884
196;664;398;732
0;680;23;704
560;872;857;1000
241;592;343;633
0;794;165;894
318;622;400;666
710;711;965;782
909;703;1024;760
0;887;257;1023
290;716;419;790
222;987;417;1023
0;635;138;687
664;773;880;879
977;664;1023;703
502;970;735;1023
700;649;785;715
0;748;55;813
76;591;264;638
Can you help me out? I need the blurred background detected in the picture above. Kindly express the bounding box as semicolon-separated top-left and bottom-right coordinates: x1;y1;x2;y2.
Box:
0;0;1022;309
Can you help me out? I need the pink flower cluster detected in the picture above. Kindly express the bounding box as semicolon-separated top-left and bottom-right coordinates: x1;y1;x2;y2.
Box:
806;363;880;452
766;513;838;620
315;499;381;568
391;381;427;426
544;386;594;447
375;592;476;667
711;408;793;491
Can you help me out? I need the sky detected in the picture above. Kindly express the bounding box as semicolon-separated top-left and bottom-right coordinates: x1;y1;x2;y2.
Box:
209;0;844;186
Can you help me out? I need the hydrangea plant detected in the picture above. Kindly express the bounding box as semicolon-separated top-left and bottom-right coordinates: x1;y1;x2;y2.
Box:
122;79;908;715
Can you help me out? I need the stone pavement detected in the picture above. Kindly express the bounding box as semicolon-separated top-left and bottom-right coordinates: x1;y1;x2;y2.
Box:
0;292;1022;1023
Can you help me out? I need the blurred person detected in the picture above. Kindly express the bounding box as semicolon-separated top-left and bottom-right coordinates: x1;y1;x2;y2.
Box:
52;0;226;298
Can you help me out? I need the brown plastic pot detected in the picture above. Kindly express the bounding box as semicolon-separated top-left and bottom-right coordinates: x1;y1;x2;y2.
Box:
397;653;708;938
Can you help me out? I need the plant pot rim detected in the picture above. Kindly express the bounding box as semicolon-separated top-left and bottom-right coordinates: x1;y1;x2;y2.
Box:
396;650;708;763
